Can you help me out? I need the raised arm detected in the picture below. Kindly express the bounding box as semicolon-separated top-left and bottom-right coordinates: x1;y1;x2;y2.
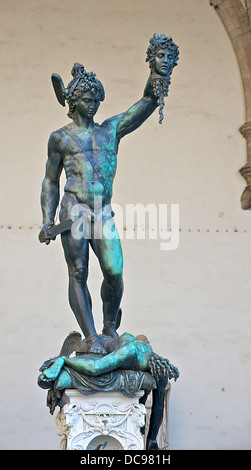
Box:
115;76;158;140
39;131;63;243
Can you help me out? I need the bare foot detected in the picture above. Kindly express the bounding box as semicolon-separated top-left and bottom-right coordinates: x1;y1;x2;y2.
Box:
102;322;119;339
87;336;107;355
42;357;65;379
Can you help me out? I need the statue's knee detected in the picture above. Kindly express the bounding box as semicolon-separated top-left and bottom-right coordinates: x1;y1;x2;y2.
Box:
106;270;123;289
70;265;88;284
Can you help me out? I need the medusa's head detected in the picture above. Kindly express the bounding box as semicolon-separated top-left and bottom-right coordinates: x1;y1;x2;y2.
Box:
146;34;179;124
146;33;179;77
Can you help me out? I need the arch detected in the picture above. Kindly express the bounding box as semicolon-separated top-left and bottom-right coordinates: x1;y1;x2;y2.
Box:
210;0;251;209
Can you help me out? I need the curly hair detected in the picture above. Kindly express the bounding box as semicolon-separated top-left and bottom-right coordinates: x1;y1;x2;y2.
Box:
146;33;179;70
65;63;105;119
146;34;179;124
148;352;179;381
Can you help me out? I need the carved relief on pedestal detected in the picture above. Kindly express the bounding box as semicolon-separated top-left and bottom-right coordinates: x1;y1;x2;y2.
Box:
56;390;146;450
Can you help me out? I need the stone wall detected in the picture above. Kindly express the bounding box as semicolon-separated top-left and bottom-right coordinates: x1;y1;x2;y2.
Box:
0;0;250;449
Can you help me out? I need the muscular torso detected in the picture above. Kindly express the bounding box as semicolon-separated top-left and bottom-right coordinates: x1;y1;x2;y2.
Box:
42;94;157;223
58;118;120;208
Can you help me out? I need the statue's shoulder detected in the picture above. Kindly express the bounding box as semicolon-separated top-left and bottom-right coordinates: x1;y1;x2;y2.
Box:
48;127;68;152
50;126;68;140
100;113;124;130
119;332;137;344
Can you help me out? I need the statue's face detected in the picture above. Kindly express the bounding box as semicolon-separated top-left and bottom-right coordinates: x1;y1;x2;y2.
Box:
75;91;100;118
153;48;175;76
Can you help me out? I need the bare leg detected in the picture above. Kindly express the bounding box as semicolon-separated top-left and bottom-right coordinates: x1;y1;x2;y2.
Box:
56;370;73;389
40;344;136;382
90;220;124;337
61;231;106;355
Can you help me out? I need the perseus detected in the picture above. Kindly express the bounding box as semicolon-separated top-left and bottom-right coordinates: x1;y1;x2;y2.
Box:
39;35;179;355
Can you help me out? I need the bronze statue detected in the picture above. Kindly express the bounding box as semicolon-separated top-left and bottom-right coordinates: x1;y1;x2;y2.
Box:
39;333;179;385
38;332;179;450
38;34;179;355
38;34;180;451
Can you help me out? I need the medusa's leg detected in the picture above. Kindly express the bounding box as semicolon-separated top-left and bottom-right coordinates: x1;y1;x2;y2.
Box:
56;370;73;389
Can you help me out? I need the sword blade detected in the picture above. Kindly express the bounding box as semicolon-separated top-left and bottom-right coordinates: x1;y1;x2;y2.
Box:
49;219;73;239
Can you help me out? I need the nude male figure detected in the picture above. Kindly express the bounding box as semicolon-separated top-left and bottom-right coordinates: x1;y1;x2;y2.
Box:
39;36;179;355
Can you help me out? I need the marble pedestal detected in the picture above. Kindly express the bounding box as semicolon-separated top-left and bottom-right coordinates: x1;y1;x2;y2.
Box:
56;389;146;450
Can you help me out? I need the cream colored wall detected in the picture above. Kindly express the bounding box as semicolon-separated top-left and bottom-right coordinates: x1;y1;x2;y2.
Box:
0;0;250;450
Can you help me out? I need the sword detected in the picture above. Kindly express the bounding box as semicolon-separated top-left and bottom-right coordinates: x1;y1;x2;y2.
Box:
38;219;73;244
38;210;97;244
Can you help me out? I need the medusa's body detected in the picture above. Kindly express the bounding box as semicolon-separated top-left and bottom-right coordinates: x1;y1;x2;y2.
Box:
39;333;179;387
